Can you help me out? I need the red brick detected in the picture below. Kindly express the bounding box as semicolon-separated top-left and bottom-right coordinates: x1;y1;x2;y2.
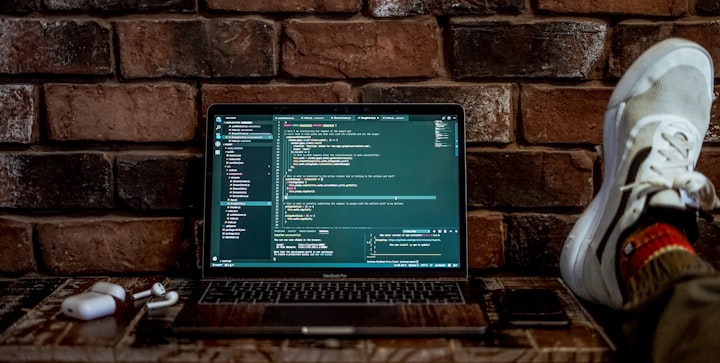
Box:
207;0;361;12
524;83;720;144
508;213;576;269
0;19;112;75
467;211;505;269
201;83;354;113
117;151;203;210
697;149;720;194
450;18;607;79
610;20;720;78
709;86;720;142
45;0;196;11
537;0;687;16
37;217;191;275
368;0;523;16
0;217;34;273
116;19;279;78
368;0;430;16
0;152;113;209
282;18;439;79
362;82;516;143
522;84;611;144
45;83;197;142
0;85;38;144
698;0;720;13
693;153;720;271
697;218;720;270
467;150;596;208
0;0;35;13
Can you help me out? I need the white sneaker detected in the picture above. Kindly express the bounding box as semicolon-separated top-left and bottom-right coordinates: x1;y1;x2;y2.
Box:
560;38;720;309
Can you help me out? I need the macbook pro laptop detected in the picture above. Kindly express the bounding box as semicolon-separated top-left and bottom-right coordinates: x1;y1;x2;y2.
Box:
172;103;488;336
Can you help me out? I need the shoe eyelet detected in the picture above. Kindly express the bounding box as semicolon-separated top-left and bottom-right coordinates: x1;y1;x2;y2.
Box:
623;242;634;256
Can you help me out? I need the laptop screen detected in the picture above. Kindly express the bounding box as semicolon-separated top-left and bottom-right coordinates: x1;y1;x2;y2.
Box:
203;104;467;278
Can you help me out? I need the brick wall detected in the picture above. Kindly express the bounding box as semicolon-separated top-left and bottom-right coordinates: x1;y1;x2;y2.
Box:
2;0;720;276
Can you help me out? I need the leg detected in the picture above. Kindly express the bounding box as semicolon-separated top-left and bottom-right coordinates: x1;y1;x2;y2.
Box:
559;37;720;360
651;274;720;362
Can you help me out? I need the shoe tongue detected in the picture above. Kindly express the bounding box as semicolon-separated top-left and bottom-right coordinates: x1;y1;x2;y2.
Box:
648;189;686;209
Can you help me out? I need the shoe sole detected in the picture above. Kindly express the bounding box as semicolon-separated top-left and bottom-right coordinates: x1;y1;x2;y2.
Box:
560;38;714;308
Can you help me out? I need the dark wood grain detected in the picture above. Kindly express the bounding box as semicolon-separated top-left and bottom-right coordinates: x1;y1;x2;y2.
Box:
397;304;486;326
0;276;615;362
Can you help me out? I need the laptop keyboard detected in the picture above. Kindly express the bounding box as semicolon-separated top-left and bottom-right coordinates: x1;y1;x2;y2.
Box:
200;281;465;304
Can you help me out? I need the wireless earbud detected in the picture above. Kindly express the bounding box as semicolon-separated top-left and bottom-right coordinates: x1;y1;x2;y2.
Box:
132;283;179;310
146;291;179;310
132;282;166;300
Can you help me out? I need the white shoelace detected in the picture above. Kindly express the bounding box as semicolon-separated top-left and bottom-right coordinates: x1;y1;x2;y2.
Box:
620;126;720;212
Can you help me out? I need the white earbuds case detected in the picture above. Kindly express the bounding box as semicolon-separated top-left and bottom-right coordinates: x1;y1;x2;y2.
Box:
61;281;126;320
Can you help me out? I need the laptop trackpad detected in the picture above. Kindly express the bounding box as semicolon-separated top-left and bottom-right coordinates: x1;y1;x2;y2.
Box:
261;305;398;327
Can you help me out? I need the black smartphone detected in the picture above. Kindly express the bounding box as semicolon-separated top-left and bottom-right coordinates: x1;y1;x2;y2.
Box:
494;288;570;327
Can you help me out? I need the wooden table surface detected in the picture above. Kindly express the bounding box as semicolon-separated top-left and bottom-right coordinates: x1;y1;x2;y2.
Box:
0;276;615;362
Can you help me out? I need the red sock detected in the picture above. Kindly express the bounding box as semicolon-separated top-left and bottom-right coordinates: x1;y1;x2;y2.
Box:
618;222;696;283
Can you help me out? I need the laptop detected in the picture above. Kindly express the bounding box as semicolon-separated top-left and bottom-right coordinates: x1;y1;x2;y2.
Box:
172;103;488;336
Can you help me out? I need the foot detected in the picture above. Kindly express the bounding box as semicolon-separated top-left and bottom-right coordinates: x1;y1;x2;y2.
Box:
560;38;720;309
